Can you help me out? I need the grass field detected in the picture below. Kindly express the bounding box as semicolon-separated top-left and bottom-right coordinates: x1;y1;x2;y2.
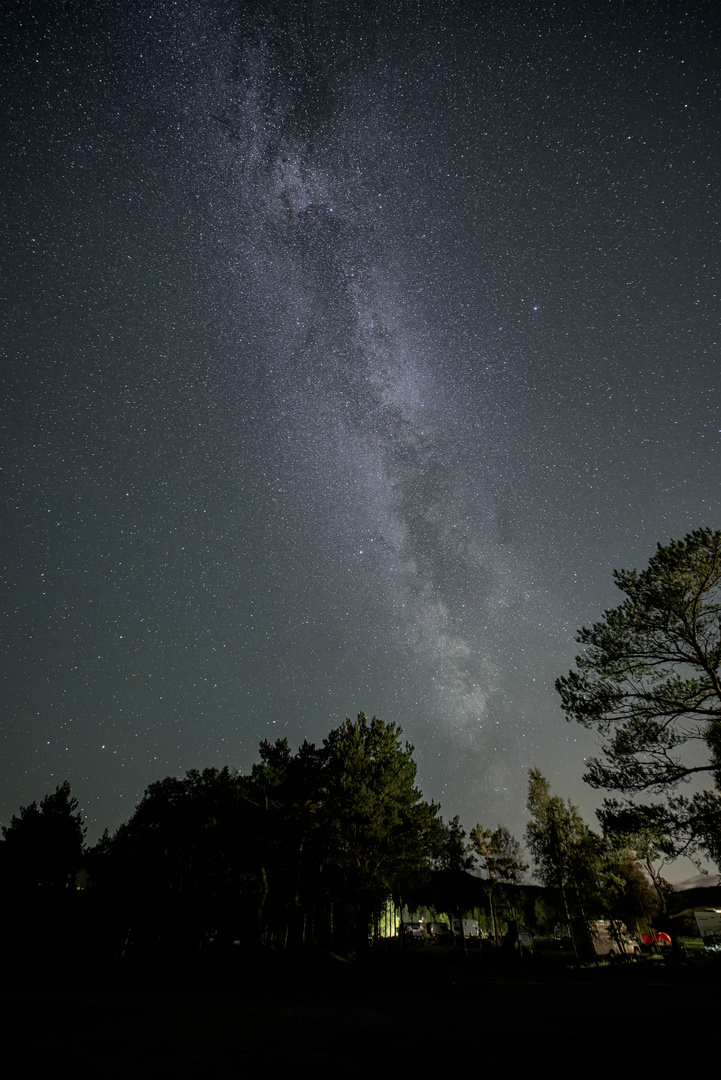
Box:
3;948;719;1078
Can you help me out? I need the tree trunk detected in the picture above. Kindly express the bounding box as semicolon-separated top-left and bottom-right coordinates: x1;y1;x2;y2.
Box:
257;864;269;947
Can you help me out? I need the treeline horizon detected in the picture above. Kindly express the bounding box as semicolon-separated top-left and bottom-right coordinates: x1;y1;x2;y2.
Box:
4;531;719;968
2;712;682;964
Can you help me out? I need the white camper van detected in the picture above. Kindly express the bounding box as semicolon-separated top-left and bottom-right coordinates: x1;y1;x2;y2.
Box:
590;920;641;958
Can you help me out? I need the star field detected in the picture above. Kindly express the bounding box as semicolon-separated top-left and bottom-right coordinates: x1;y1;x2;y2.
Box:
2;0;719;845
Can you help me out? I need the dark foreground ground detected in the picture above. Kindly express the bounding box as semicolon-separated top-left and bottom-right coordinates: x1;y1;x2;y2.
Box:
3;948;719;1079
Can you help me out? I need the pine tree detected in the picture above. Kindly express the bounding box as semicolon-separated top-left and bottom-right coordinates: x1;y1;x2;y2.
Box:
2;781;86;888
557;529;721;865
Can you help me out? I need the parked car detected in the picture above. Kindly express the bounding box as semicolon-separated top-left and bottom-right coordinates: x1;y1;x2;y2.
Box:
504;922;534;956
425;921;453;943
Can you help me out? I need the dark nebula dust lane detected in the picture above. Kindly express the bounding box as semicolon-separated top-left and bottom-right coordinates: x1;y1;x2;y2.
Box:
2;1;719;841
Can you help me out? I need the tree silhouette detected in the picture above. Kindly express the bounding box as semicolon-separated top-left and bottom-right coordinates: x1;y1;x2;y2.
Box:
470;824;527;943
321;713;441;948
557;528;721;864
2;781;85;889
109;767;249;950
525;769;602;960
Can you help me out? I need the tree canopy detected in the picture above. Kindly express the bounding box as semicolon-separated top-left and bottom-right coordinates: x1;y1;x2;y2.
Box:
97;714;441;952
556;528;721;863
525;769;605;958
470;824;527;887
469;823;527;944
525;769;599;897
2;781;86;888
321;715;442;914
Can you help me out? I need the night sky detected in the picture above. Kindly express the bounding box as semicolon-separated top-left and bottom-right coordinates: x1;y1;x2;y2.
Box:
2;0;719;849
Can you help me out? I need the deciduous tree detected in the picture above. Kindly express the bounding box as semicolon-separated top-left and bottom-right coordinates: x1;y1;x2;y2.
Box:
525;769;602;958
470;824;527;943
